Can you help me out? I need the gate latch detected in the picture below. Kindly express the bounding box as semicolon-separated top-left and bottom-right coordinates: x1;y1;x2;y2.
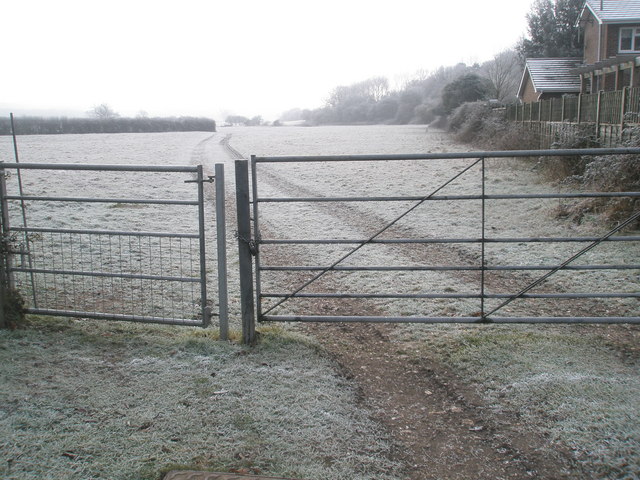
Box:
236;232;258;256
184;176;215;184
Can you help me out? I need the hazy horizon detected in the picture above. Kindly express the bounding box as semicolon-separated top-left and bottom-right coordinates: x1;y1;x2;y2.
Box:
3;0;534;122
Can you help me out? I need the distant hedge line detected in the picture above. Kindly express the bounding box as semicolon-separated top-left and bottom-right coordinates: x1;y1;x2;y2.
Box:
0;116;216;135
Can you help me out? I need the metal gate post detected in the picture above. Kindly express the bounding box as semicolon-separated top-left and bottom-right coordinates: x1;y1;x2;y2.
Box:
214;163;229;340
196;165;212;327
0;168;14;292
235;160;256;344
0;168;7;327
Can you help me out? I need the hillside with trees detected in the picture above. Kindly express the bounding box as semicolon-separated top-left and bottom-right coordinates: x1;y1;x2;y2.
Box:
284;0;583;127
296;51;522;126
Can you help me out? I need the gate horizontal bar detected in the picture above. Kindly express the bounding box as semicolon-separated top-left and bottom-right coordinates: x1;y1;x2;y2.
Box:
0;162;200;173
12;266;199;283
258;192;640;203
262;314;640;324
11;226;199;238
261;264;640;271
261;236;640;245
4;195;198;206
25;308;204;326
261;292;639;299
253;147;640;163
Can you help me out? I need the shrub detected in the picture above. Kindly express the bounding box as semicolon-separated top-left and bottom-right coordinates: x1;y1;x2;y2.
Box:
449;101;539;150
0;286;25;329
546;128;640;225
448;102;491;142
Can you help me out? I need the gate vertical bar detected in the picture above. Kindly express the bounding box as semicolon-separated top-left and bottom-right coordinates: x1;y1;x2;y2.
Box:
250;155;262;321
10;115;37;307
235;160;256;344
214;163;229;340
480;157;486;320
196;165;211;326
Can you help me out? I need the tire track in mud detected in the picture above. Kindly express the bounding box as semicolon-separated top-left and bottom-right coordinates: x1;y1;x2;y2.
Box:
239;162;584;479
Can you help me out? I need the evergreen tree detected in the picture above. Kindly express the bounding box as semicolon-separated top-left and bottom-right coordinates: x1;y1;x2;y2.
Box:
517;0;584;58
441;74;492;114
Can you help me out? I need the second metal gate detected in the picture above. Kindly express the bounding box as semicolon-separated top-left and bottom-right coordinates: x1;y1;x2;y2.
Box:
0;162;228;331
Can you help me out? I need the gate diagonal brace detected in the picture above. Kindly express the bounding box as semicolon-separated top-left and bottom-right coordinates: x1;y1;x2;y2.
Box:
261;157;483;316
483;209;640;320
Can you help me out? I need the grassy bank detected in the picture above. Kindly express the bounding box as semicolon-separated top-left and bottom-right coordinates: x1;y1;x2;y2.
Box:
0;318;399;480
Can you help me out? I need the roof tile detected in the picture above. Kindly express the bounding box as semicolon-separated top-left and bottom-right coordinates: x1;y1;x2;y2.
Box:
584;0;640;23
525;58;583;92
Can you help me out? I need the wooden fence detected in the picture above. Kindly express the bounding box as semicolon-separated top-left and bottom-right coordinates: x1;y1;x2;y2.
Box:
506;87;640;148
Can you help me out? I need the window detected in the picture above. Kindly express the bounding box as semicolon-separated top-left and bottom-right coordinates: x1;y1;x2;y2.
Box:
619;27;640;52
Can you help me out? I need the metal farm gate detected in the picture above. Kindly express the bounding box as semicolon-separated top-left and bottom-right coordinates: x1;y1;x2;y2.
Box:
236;148;640;343
0;162;228;333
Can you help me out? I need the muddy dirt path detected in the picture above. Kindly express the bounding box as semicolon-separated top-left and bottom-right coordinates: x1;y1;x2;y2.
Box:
214;135;587;479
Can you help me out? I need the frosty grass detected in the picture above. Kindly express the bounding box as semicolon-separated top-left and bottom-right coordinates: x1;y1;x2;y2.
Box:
1;126;638;479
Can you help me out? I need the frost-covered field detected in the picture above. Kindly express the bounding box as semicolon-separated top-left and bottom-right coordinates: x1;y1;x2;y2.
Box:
224;125;638;320
223;125;640;479
0;126;639;479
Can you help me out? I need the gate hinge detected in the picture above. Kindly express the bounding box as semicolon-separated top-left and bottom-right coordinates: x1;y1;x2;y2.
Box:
184;176;215;184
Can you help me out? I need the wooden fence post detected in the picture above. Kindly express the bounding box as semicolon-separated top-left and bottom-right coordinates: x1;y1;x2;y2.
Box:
620;86;628;141
235;160;256;345
577;93;583;124
596;90;603;141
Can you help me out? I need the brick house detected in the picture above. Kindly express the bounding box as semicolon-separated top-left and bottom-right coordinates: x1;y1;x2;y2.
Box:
574;0;640;92
518;0;640;100
518;58;583;102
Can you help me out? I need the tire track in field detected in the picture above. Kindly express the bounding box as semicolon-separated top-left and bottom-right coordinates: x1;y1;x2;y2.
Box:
219;133;247;160
252;164;616;319
189;133;218;165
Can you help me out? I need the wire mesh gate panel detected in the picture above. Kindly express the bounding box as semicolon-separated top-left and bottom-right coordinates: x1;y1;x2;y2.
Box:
245;148;640;325
0;162;221;327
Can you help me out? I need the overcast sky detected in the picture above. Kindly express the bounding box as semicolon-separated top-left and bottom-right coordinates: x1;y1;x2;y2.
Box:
2;0;533;121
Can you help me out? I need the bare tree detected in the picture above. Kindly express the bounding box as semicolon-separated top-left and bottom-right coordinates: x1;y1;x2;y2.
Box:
364;76;390;102
89;103;119;119
482;49;524;102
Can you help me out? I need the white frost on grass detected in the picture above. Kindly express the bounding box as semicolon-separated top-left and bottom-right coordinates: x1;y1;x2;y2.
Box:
409;323;640;479
1;125;638;479
224;125;638;320
0;319;400;480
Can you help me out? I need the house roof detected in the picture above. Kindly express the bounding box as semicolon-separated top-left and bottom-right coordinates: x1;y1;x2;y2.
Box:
518;58;583;98
581;0;640;24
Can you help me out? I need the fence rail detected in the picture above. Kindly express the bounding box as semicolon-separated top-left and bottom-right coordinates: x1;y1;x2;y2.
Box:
236;148;640;342
507;87;640;147
507;87;640;126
